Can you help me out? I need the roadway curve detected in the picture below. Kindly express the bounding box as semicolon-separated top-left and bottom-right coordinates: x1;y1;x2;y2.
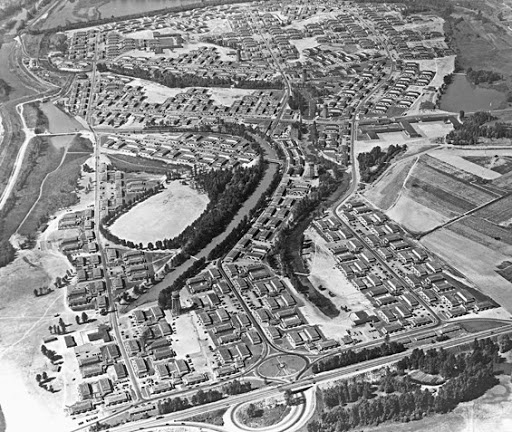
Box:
224;388;316;432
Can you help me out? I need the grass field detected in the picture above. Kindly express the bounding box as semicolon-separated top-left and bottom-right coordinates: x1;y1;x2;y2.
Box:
18;151;90;236
451;216;512;248
475;195;512;224
387;193;450;233
108;152;180;174
109;181;208;245
364;157;417;211
465;155;512;175
0;137;62;245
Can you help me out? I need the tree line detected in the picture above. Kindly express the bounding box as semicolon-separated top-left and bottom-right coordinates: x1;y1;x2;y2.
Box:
358;144;407;183
313;341;406;374
160;162;265;255
309;338;500;432
158;380;253;414
99;63;283;90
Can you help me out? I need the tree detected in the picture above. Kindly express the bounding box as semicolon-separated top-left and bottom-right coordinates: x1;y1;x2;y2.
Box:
48;325;53;334
41;345;47;356
42;371;48;381
81;312;88;324
58;317;65;328
75;315;80;325
34;289;39;297
36;374;41;383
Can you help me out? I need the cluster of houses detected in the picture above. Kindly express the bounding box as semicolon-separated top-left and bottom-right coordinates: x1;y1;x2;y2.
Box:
313;199;497;334
62;72;283;129
67;325;131;415
369;62;435;114
103;131;259;171
123;305;209;389
67;255;106;311
58;209;97;254
189;264;339;360
226;175;313;263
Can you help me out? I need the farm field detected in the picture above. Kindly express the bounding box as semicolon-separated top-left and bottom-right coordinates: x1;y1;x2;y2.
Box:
465;154;512;175
421;227;512;312
449;216;512;250
475;195;512;225
429;148;501;180
109;180;209;245
387;193;450;234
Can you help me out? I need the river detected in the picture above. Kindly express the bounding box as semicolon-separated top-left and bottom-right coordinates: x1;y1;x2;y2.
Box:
440;74;507;112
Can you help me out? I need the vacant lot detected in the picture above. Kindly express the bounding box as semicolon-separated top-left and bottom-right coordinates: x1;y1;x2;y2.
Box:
110;181;209;245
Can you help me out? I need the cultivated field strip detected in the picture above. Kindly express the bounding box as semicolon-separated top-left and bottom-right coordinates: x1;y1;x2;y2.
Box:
475;194;512;224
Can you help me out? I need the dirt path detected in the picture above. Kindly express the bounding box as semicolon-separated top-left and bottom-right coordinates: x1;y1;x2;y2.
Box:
0;103;36;212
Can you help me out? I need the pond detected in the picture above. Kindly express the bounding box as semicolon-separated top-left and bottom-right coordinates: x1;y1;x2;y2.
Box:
440;74;507;112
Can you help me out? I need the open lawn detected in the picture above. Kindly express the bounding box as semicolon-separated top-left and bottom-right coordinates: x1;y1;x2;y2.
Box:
110;180;208;245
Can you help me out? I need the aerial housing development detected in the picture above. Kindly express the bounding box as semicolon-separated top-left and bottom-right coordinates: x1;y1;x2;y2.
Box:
1;0;512;431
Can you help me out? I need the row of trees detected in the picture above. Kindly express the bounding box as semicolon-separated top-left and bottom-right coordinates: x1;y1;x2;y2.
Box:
309;338;500;432
358;144;407;183
162;162;265;256
99;63;283;90
158;381;252;414
467;68;502;85
158;257;207;309
312;341;406;374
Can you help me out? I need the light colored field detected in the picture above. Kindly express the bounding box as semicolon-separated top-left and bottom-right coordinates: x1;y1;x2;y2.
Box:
0;249;77;432
387;193;450;233
172;313;202;357
207;88;256;106
421;228;512;313
110;181;209;245
364;157;417;211
126;79;186;103
414;121;453;139
296;228;375;343
429;148;501;180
